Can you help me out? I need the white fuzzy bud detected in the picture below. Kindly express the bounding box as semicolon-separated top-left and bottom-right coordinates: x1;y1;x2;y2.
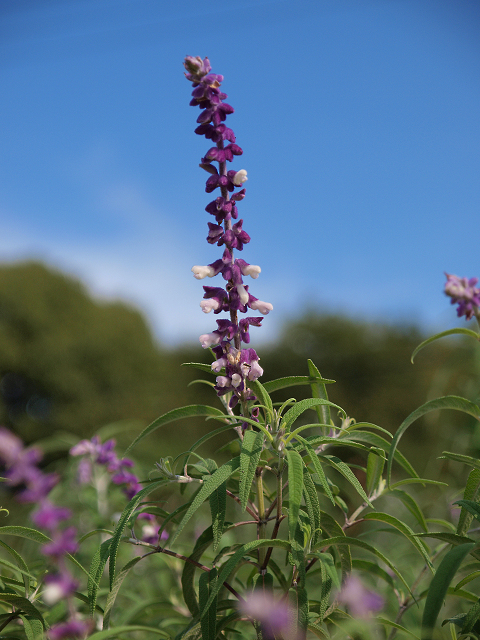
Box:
216;376;231;388
242;264;261;279
250;299;273;315
237;283;250;305
200;299;220;313
233;169;248;186
199;333;221;348
211;358;227;372
231;373;242;388
43;583;64;605
192;265;215;280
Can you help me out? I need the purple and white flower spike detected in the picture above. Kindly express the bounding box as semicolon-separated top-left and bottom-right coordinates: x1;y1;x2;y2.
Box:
184;56;272;416
444;273;480;322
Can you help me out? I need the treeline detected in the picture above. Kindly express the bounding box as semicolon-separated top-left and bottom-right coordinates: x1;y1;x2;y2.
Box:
0;261;477;478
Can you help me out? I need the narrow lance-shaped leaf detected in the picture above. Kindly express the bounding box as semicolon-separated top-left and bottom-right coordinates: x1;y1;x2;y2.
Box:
387;396;480;487
109;479;167;590
239;430;264;511
263;375;335;394
170;456;240;547
286;449;305;545
457;469;480;536
282;398;345;433
124;405;226;456
296;436;334;505
200;539;291;618
102;556;142;629
308;359;333;426
421;543;475;639
199;568;218;640
366;447;385;496
411;328;480;363
209;481;226;552
321;454;373;507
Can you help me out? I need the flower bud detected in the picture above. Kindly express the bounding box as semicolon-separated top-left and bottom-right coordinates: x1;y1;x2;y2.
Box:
200;299;220;313
250;299;273;314
233;169;248;186
199;333;221;348
192;265;215;279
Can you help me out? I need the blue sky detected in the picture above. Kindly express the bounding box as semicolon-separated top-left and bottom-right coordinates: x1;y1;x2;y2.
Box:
0;0;479;345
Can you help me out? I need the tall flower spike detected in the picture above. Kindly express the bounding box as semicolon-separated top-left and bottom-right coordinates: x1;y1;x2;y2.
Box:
185;56;273;415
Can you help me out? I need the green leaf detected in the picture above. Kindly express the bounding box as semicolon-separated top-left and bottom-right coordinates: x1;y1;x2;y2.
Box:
209;482;226;552
318;512;352;581
442;452;480;473
366;448;385;496
201;539;291;616
103;556;142;629
421;543;475;639
0;595;46;628
455;500;480;524
387;396;480;487
109;479;167;589
411;328;480;362
303;472;322;547
263;375;335;394
390;478;447;489
308;359;333;426
87;625;170;639
239;430;264;512
457;469;480;536
363;512;432;569
199;568;217;640
88;538;112;617
388;489;428;532
180;423;239;469
0;539;32;597
321;454;373;507
415;532;475;546
311;536;411;596
123;405;226;456
181;527;215;618
461;598;480;634
0;557;36;581
345;430;419;479
249;380;273;418
289;586;309;633
19;615;44;640
296;436;334;504
170;457;240;547
0;526;49;544
282;398;345;433
286;449;305;547
181;362;216;374
377;616;420;639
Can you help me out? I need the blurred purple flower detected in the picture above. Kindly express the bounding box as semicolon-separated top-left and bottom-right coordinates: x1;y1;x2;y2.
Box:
43;571;78;604
42;526;79;559
338;575;384;619
445;273;480;321
47;618;91;640
32;501;72;531
239;592;297;639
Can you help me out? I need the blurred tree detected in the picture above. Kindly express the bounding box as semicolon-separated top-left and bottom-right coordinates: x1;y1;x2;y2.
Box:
0;261;180;446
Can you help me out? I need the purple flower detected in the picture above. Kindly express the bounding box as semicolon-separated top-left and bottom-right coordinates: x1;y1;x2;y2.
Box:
42;526;79;559
239;592;298;640
47;619;91;640
445;273;480;321
43;571;78;604
338;575;384;619
32;501;72;531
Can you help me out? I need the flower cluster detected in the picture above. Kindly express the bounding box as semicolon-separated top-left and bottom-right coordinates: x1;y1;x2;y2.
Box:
70;435;142;499
184;56;273;413
444;273;480;322
70;436;164;544
0;427;90;639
